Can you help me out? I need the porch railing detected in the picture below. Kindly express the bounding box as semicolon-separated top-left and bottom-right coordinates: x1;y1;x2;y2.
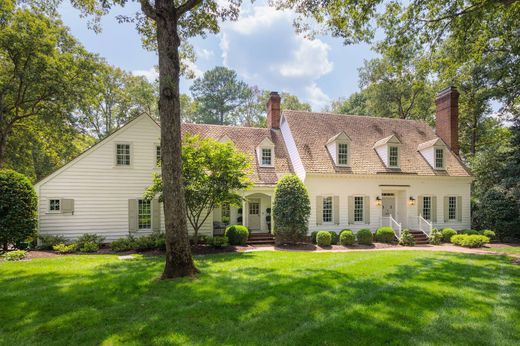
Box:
381;216;402;238
418;215;433;237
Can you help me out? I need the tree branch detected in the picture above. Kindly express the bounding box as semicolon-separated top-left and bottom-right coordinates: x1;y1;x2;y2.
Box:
177;0;202;16
140;0;158;20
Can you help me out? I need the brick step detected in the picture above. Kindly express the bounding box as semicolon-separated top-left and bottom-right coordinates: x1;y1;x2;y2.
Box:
247;239;275;244
248;233;275;245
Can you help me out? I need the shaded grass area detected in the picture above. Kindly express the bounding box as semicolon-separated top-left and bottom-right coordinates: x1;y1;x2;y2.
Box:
482;245;520;255
1;251;519;345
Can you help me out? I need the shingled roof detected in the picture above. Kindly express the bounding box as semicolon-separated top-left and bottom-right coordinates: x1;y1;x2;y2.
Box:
282;110;471;177
181;123;293;185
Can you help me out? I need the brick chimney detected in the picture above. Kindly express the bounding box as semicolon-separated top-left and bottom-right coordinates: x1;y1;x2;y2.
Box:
435;86;460;155
267;91;281;129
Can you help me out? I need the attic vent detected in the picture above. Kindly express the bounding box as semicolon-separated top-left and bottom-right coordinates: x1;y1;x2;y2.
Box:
372;124;383;135
304;144;313;159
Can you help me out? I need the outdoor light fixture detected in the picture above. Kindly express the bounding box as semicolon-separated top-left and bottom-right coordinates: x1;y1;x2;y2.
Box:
376;196;382;206
409;196;416;206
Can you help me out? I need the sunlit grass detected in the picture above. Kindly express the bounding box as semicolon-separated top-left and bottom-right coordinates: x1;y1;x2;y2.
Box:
1;251;519;345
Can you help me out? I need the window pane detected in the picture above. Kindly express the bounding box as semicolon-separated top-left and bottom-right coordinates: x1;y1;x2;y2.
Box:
323;197;332;223
156;146;161;165
448;196;457;220
249;202;259;215
138;199;151;229
389;146;399;167
338;143;348;165
221;204;230;224
354;196;364;222
116;144;131;166
262;148;272;165
49;199;60;211
422;196;431;220
435;149;443;168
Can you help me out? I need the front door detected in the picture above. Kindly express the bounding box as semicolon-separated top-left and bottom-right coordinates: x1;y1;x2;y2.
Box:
248;200;261;231
382;194;396;218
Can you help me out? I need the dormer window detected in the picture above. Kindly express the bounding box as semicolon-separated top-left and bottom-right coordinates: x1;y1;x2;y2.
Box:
338;143;349;166
435;148;444;169
257;137;275;167
262;148;272;166
326;131;351;167
373;134;401;168
388;146;399;168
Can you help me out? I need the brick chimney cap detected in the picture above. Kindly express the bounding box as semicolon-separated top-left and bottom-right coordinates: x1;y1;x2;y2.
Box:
436;86;459;99
270;91;280;96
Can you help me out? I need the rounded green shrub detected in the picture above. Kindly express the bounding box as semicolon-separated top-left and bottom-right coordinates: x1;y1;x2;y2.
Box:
209;236;229;248
462;229;479;235
399;229;415;246
451;234;490;248
429;228;443;245
0;170;37;251
450;234;466;246
3;250;27;261
356;229;373;245
37;234;68;250
481;230;496;241
53;243;77;254
110;238;137;252
310;231;319;244
375;227;395;243
77;233;105;248
225;225;249;245
441;228;457;242
135;235;157;251
328;231;339;245
339;230;355;246
79;241;99;253
316;231;332;247
273;175;311;245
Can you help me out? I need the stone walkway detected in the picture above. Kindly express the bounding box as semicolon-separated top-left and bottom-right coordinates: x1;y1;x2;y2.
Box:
246;243;520;258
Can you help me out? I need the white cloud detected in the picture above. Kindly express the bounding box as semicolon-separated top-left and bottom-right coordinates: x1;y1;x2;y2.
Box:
276;37;333;78
132;67;158;82
197;48;214;60
217;5;333;110
305;83;331;110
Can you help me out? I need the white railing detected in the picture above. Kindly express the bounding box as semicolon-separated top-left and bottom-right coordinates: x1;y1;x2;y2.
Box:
418;215;433;236
381;216;402;238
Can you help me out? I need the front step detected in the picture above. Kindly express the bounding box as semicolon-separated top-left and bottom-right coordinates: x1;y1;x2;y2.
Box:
409;230;429;245
248;232;275;245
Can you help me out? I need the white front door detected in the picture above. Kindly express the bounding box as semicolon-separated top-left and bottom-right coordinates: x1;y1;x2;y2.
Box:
382;195;396;218
248;199;261;231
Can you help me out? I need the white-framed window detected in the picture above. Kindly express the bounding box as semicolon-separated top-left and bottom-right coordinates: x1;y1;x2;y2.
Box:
388;146;399;167
138;199;152;230
337;143;349;166
261;148;272;166
156;145;161;166
354;196;364;222
323;196;333;223
422;196;432;220
221;204;230;225
435;148;444;169
49;199;61;212
116;143;131;166
448;196;457;220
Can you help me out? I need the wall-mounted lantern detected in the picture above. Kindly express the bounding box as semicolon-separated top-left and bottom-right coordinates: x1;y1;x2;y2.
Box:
376;196;382;206
409;196;416;206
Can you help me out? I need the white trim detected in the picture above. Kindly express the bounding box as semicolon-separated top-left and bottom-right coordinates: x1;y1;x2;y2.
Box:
434;147;445;170
114;142;133;168
47;198;62;214
322;195;334;224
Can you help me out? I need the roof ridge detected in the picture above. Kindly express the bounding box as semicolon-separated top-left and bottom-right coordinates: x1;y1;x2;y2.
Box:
182;122;269;131
282;109;430;125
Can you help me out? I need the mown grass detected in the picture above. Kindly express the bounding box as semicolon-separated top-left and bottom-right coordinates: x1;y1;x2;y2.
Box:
1;251;519;345
482;245;520;255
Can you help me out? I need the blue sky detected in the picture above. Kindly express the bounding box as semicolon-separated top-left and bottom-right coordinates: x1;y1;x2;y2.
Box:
59;2;376;110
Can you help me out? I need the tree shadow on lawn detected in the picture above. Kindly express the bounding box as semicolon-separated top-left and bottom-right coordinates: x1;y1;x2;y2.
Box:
1;252;519;345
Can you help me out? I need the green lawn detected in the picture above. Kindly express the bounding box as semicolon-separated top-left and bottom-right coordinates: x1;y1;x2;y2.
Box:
1;251;519;346
483;245;520;255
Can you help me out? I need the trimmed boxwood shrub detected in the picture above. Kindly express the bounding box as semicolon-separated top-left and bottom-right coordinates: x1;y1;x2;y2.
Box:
273;175;311;245
316;231;331;247
441;228;457;242
375;227;395;243
79;241;99;253
38;234;68;250
462;229;479;235
399;229;415;246
3;250;27;261
356;228;373;245
328;231;339;245
429;228;443;245
0;170;37;251
53;243;77;254
110;238;137;252
209;236;229;248
225;225;249;245
481;230;496;241
339;230;355;246
77;233;105;248
135;235;157;251
310;231;319;244
451;234;490;248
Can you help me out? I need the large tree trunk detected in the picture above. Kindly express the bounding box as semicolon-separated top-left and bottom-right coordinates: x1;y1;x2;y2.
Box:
156;8;198;278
